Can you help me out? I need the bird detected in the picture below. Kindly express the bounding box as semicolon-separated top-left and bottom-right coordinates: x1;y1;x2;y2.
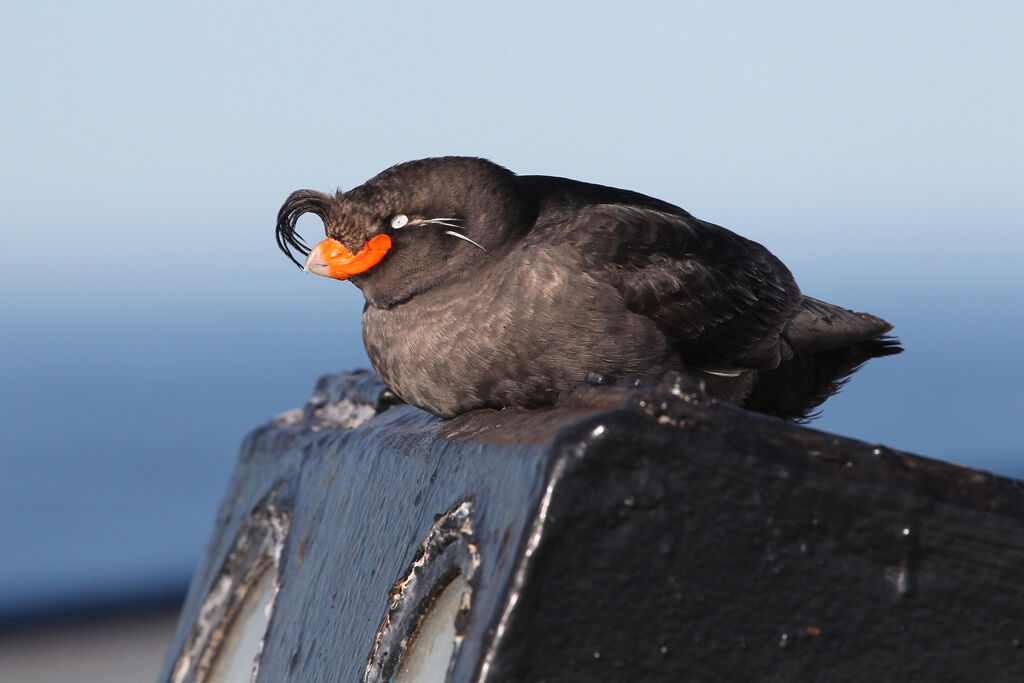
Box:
276;157;901;420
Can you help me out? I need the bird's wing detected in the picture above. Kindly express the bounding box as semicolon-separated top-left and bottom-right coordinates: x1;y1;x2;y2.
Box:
782;296;895;353
535;203;803;369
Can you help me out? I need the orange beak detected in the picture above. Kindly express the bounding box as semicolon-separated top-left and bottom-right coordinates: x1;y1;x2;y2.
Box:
303;234;392;280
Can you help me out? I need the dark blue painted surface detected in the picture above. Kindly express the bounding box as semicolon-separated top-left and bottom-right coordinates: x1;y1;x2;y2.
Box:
162;371;1024;682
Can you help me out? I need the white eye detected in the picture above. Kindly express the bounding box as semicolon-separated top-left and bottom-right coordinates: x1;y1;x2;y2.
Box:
391;214;409;229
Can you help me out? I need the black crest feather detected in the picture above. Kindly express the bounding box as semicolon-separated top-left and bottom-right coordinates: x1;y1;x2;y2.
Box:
275;189;332;269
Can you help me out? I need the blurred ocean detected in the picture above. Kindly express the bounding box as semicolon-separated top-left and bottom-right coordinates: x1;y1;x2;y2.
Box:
1;256;1021;619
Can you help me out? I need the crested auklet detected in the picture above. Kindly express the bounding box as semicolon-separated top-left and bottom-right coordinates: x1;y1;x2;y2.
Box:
276;157;901;419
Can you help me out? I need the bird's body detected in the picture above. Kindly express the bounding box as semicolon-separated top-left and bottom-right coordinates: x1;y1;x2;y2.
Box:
361;240;677;416
277;157;900;419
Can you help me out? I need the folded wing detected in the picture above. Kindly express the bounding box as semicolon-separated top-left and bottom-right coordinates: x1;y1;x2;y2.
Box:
546;203;802;369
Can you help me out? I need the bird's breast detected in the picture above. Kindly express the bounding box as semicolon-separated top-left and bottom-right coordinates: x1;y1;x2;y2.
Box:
360;250;676;416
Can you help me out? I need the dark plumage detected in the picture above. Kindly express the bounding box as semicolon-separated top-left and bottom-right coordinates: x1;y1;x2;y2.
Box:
276;157;901;419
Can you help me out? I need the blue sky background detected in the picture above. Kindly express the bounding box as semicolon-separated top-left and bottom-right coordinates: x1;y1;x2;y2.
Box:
1;1;1021;617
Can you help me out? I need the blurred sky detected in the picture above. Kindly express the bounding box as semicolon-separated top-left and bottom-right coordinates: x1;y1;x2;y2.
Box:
1;1;1022;617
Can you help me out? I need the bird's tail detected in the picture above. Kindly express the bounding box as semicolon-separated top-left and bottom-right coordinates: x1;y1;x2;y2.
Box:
745;333;902;422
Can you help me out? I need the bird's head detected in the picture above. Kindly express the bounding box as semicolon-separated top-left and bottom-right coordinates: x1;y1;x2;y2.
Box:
276;157;529;307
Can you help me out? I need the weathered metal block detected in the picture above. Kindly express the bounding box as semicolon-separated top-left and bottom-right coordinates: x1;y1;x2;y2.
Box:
161;371;1024;682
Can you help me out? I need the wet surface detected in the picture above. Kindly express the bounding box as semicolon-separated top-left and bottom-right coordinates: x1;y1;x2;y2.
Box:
161;371;1024;682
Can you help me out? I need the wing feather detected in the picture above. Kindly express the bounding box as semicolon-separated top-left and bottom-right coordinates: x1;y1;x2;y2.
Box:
534;204;803;369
